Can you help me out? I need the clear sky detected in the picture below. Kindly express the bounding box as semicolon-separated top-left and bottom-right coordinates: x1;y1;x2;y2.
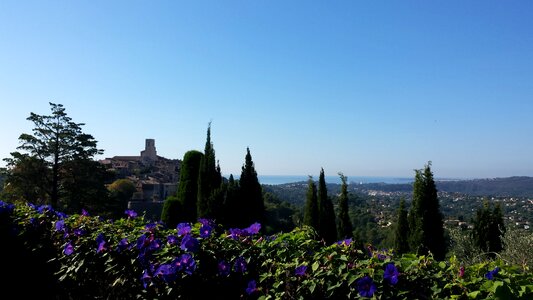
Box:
1;1;532;179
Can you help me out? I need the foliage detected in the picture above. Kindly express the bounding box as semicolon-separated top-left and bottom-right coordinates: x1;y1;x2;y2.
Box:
263;192;297;235
317;168;337;244
394;198;410;255
2;102;108;213
161;195;184;229
472;200;506;257
197;122;222;218
174;150;203;223
235;147;265;227
1;200;532;299
336;172;353;239
303;176;319;230
408;162;446;260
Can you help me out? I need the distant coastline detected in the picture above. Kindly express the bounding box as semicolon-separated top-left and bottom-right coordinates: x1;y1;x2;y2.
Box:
256;175;415;185
225;174;499;186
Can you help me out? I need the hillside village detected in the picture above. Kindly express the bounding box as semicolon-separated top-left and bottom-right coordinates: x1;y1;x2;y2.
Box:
99;139;181;218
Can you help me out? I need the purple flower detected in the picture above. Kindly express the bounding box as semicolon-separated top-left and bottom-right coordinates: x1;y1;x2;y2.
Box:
64;242;74;256
233;256;247;273
136;234;150;250
180;235;199;252
357;276;377;298
141;269;152;288
218;260;231;276
295;265;307;276
246;280;259;295
177;223;192;236
167;235;178;245
96;233;107;253
383;263;399;285
73;228;86;236
37;204;53;214
459;266;465;278
55;220;66;232
143;223;158;233
149;239;163;252
336;238;353;246
198;218;212;226
378;254;389;261
155;264;177;283
125;209;137;218
228;228;244;240
56;211;68;219
199;224;213;238
174;253;196;275
244;222;261;235
81;209;89;216
485;267;500;280
117;238;130;252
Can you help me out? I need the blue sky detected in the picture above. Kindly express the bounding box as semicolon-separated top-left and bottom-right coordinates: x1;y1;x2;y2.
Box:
1;1;532;179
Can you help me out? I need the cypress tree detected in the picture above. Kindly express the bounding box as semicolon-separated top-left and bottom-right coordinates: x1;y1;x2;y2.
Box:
472;200;506;257
303;176;319;230
176;150;203;222
237;147;265;227
222;174;240;227
197;123;222;218
317;168;337;244
336;172;353;239
408;162;446;260
160;195;183;228
394;198;410;255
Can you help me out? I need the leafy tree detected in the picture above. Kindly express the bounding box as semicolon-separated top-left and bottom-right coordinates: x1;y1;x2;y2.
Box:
303;176;319;230
3;103;105;212
317;168;337;244
408;162;446;260
394;198;410;255
472;199;506;257
176;150;203;222
263;191;297;234
336;172;353;239
108;179;137;218
197;123;222;218
61;158;112;215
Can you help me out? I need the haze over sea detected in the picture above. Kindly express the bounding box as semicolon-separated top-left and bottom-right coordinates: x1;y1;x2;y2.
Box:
255;175;416;185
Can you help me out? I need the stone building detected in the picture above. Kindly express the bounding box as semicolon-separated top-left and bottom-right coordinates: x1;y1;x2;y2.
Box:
99;139;182;220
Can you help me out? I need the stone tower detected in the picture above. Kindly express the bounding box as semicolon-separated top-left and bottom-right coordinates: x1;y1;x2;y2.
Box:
141;138;158;164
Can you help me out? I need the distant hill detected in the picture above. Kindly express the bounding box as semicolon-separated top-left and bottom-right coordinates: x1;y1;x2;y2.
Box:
358;176;533;197
436;176;533;197
263;176;533;205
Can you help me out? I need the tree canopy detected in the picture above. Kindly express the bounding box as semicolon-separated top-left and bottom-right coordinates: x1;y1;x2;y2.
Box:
2;102;109;213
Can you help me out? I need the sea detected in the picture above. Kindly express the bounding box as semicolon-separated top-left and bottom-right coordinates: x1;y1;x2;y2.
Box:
255;175;415;185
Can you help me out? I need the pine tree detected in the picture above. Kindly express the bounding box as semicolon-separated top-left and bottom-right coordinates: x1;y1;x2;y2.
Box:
472;200;506;257
3;102;106;212
317;168;338;244
197;123;222;218
394;198;410;255
408;162;446;260
336;172;353;239
237;147;265;227
303;176;319;230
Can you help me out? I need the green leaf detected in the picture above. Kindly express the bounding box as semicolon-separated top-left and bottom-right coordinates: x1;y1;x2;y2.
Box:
308;282;316;294
467;291;480;299
312;261;320;272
